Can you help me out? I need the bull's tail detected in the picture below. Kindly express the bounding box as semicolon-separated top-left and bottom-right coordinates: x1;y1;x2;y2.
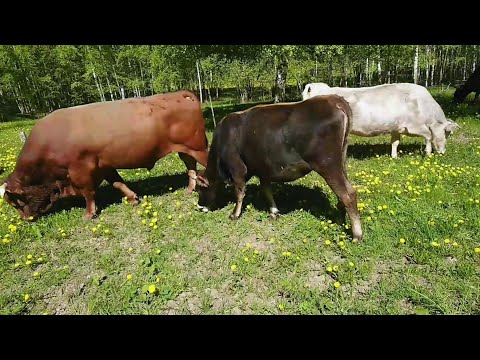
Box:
334;97;353;166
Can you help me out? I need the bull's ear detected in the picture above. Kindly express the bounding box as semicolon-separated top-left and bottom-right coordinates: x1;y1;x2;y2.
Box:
447;119;460;131
196;174;209;188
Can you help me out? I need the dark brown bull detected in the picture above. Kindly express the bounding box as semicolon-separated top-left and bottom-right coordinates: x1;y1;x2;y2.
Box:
454;66;480;103
0;90;209;220
195;94;363;242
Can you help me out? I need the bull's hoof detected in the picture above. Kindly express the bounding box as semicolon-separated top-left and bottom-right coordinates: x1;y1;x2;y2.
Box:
229;213;240;220
185;187;194;195
128;195;140;206
270;212;280;220
84;212;97;220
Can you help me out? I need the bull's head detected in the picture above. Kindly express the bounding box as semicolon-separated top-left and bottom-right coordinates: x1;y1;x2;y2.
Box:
0;181;61;220
445;119;460;138
193;170;217;213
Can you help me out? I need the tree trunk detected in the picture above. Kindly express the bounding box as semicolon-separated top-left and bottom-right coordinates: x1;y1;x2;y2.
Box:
274;53;288;103
206;72;216;128
92;70;104;102
196;60;203;103
414;45;419;84
425;46;430;87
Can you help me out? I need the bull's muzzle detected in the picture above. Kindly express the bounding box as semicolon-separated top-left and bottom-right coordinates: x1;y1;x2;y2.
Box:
0;183;6;198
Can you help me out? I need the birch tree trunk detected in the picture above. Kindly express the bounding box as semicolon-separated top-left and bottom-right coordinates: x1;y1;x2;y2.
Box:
274;53;288;103
425;46;430;87
93;70;104;102
414;45;419;84
196;60;203;103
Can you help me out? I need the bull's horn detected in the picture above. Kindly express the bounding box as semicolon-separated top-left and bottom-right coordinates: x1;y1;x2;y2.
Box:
0;183;6;198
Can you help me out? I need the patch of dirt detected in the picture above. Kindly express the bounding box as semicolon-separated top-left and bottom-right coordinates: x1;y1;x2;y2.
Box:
235;234;272;252
445;256;457;265
452;133;470;145
398;298;415;314
353;260;403;297
306;274;332;292
163;291;202;315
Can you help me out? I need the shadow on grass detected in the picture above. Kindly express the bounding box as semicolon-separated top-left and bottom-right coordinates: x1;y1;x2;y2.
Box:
347;143;425;159
209;182;342;223
50;173;190;216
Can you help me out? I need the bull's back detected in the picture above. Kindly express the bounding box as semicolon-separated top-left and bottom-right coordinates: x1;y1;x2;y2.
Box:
26;91;205;169
219;97;346;181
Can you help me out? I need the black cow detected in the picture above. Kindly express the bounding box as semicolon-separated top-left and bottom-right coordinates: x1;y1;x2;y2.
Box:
194;95;363;242
454;66;480;103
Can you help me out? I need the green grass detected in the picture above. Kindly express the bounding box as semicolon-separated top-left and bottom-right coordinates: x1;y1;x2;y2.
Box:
1;88;480;315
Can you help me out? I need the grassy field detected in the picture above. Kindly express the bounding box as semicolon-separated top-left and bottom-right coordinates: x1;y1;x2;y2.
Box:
1;88;479;315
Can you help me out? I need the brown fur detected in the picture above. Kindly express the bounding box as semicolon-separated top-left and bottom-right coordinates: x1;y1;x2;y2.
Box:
4;90;209;220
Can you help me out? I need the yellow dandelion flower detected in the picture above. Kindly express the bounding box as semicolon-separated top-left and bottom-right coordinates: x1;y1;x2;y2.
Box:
254;250;259;255
444;239;450;244
127;274;133;280
128;247;133;252
334;282;341;288
148;285;157;294
431;241;440;247
244;257;249;262
14;263;20;268
325;240;331;245
474;248;480;253
25;260;32;266
327;266;333;272
400;238;406;244
246;242;252;248
231;264;237;271
24;294;30;302
167;215;172;220
349;262;354;267
333;265;339;272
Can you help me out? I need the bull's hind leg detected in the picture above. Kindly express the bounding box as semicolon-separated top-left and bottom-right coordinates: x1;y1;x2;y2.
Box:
105;169;139;205
260;180;280;219
314;163;363;242
178;152;198;194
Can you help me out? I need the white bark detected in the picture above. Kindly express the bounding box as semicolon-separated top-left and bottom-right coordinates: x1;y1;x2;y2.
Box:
196;60;203;103
207;70;216;128
414;45;419;84
425;46;429;87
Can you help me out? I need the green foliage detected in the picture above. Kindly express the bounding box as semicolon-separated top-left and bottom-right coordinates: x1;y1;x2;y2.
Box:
0;45;478;118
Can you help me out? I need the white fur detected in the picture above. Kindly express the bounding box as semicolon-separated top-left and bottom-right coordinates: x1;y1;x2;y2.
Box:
302;82;458;156
0;183;6;198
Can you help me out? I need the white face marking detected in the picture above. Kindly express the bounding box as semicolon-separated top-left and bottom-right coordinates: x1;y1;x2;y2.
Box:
0;183;6;198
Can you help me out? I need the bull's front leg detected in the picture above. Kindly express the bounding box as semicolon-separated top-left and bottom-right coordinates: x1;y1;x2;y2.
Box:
178;152;198;194
80;188;98;220
230;181;246;220
390;133;401;158
260;180;280;219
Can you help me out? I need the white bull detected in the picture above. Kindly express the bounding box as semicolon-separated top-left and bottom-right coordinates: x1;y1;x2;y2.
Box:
302;82;459;158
